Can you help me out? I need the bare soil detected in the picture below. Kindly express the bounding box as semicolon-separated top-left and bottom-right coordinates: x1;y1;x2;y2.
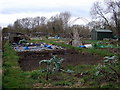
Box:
17;49;103;71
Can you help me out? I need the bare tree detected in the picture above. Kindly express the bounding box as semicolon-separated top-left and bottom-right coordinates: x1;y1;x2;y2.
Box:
90;0;120;36
106;0;120;36
0;27;2;49
90;1;111;28
46;12;71;36
7;12;71;37
47;16;60;35
59;12;71;30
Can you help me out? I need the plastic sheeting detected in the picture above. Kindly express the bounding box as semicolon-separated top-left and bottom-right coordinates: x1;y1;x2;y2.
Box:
13;43;63;52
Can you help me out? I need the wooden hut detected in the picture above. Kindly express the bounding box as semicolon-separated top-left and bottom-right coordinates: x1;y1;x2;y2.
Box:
3;32;29;44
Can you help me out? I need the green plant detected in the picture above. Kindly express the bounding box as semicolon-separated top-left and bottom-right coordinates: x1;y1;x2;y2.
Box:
39;55;64;80
95;56;120;84
30;71;41;80
39;55;74;80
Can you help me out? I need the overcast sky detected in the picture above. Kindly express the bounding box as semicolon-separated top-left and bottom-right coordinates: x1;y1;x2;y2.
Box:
0;0;99;28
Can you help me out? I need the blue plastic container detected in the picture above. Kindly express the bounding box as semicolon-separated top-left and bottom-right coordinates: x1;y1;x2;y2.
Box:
44;44;48;47
47;45;52;49
23;46;29;50
79;45;86;48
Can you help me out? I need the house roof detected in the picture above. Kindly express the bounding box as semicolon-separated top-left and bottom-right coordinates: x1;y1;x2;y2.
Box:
95;29;112;32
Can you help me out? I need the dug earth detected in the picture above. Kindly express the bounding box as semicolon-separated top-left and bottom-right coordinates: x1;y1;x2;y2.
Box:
17;49;103;71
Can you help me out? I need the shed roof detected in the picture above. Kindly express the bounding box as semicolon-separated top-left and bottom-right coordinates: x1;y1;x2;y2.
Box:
95;29;112;32
3;32;25;35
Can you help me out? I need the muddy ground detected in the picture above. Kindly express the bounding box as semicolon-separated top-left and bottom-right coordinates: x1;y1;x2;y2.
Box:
17;49;103;71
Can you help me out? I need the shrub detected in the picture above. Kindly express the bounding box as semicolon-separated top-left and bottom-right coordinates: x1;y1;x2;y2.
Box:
94;56;120;88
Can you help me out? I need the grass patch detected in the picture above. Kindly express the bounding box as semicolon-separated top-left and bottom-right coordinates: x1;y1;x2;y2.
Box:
3;40;119;88
53;80;73;86
29;39;116;56
81;48;115;56
2;42;35;88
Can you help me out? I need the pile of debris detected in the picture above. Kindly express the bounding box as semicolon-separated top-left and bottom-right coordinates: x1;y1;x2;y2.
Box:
12;42;63;52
